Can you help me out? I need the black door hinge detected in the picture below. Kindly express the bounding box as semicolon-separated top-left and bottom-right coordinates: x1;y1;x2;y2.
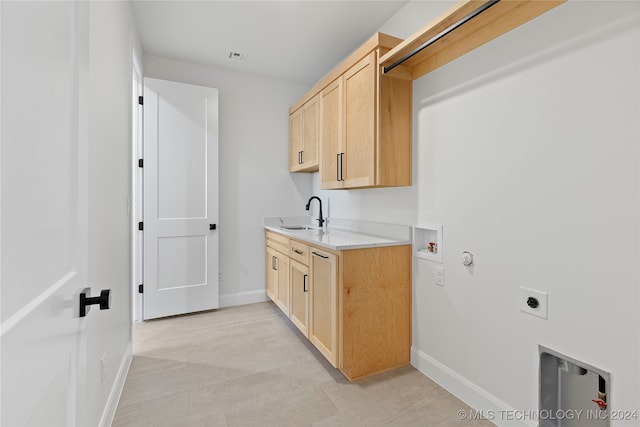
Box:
138;159;143;168
138;96;143;105
138;221;143;231
138;284;143;293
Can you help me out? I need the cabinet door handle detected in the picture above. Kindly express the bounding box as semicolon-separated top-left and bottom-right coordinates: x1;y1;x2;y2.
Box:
272;255;277;270
312;251;329;259
339;153;344;181
301;150;304;164
336;153;340;181
293;249;303;255
303;274;308;292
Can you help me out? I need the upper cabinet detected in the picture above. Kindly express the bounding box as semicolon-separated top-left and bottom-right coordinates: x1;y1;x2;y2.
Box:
289;94;319;172
288;3;567;184
321;53;378;189
291;33;412;189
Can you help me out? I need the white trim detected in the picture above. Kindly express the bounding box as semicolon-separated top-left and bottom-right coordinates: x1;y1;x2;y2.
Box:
98;342;132;427
0;271;76;336
131;57;143;323
219;290;268;308
411;347;534;427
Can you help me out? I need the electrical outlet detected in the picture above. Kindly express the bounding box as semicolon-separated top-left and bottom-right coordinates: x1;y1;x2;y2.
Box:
520;287;548;319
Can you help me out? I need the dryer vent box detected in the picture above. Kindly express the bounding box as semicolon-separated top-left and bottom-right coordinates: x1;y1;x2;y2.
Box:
539;346;610;427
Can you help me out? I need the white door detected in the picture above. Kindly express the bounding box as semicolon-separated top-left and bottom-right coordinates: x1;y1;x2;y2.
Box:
1;1;89;425
143;78;219;320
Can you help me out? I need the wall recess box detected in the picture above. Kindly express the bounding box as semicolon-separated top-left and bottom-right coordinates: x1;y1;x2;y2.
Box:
413;224;443;263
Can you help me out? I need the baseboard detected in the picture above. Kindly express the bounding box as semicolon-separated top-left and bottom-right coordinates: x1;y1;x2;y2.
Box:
99;342;133;427
411;347;535;427
219;290;268;308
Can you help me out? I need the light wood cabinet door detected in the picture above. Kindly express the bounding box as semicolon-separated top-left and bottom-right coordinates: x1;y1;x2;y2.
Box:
289;95;319;172
309;248;338;367
266;247;277;302
266;245;290;315
289;260;309;336
301;95;319;168
320;78;343;189
275;251;290;314
289;108;303;171
343;52;376;188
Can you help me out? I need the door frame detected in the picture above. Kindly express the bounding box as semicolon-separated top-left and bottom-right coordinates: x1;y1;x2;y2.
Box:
132;56;143;322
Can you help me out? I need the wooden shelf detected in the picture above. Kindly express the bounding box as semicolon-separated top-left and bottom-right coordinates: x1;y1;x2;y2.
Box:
379;0;566;81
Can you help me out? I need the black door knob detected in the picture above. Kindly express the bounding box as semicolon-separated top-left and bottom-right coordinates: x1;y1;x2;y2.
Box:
209;224;217;230
79;288;111;317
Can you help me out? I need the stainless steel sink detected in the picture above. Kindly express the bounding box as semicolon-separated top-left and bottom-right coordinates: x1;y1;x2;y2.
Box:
280;225;317;230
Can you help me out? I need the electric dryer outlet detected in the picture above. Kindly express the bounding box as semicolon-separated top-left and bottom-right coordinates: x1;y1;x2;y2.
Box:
520;287;548;320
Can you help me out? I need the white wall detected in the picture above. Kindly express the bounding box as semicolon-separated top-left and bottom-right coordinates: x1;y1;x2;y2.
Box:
142;56;313;307
314;1;640;424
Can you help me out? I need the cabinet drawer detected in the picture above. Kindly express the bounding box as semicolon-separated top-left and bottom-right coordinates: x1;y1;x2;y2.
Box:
266;231;289;254
289;240;309;266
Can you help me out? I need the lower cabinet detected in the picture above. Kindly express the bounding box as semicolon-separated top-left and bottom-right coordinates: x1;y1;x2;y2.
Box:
265;230;410;381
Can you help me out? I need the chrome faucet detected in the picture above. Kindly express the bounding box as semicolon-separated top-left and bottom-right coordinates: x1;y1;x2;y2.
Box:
305;196;325;227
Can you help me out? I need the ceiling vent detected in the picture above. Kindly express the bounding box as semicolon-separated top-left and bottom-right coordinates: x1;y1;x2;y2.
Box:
228;51;246;61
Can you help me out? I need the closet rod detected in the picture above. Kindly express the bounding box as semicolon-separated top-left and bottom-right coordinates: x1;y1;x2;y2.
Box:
383;0;501;74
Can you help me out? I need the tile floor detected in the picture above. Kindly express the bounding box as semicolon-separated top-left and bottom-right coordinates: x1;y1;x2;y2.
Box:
113;302;493;426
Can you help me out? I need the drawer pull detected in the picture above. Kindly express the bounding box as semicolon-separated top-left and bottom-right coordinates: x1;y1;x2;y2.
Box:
293;249;304;255
312;251;329;259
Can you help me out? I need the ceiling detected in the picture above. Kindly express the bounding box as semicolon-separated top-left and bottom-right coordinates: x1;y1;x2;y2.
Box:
131;1;409;85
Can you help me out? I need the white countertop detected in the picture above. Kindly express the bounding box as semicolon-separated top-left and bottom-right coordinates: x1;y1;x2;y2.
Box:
264;217;412;250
